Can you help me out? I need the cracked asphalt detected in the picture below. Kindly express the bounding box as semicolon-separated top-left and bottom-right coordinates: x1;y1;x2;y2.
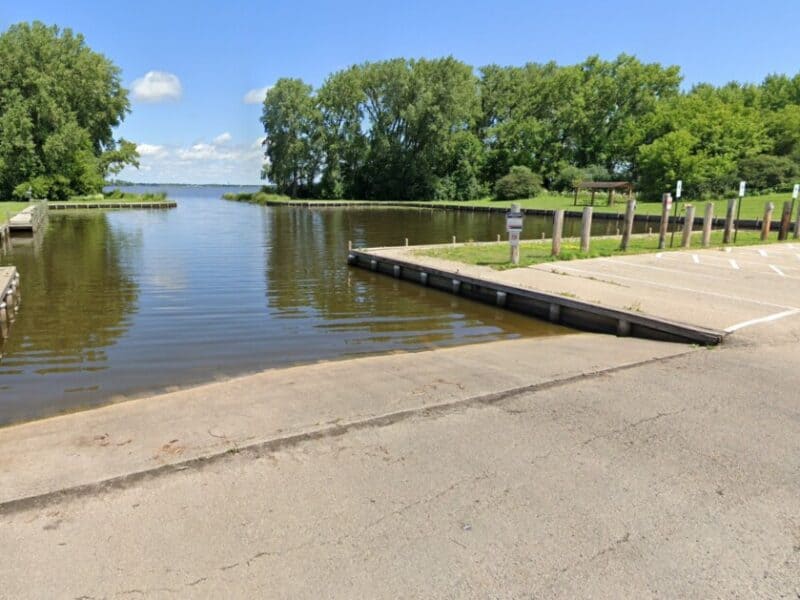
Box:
1;318;799;598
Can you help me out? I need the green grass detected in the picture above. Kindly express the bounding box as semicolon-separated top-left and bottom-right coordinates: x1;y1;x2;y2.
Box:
0;201;34;219
417;230;792;270
258;191;797;221
68;190;169;203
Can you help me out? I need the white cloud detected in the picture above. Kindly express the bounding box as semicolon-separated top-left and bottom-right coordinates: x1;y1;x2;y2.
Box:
243;86;271;104
131;71;183;103
120;135;266;184
213;132;232;145
136;143;166;157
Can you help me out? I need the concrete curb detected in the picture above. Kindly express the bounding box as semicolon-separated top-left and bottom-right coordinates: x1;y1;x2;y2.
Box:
0;346;696;516
349;249;725;346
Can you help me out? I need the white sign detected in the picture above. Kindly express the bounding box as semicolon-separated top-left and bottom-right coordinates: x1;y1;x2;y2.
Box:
508;230;521;246
676;180;682;198
793;184;799;200
739;181;746;198
506;213;523;232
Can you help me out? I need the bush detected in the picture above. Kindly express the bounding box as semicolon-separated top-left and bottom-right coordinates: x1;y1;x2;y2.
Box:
493;166;543;200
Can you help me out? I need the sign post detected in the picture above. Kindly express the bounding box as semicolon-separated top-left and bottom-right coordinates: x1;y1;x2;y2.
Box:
658;192;672;249
506;203;523;265
734;181;746;243
793;184;800;240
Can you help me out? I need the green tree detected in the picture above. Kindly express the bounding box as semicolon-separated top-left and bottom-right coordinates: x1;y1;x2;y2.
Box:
0;22;137;199
494;165;543;200
261;78;323;197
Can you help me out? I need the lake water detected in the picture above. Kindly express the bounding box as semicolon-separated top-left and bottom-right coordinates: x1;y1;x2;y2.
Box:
0;186;595;425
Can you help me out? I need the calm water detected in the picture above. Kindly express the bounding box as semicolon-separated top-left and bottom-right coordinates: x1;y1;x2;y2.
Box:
0;186;605;425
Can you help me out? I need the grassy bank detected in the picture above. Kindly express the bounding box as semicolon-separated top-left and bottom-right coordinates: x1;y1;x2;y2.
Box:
256;191;797;221
417;230;792;270
69;190;169;203
0;202;33;220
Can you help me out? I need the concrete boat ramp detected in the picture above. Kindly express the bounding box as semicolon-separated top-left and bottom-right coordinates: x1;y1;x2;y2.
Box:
349;241;800;344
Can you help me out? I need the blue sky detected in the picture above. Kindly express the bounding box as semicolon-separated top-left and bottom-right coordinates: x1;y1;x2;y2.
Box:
2;0;798;184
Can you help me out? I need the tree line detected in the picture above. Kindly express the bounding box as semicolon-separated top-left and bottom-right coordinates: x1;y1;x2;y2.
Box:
261;55;800;201
0;22;138;201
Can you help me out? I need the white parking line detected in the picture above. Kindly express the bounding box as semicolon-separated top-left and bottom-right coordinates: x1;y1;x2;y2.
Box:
729;259;740;270
725;309;800;333
770;264;786;277
655;252;663;259
692;254;700;264
546;264;798;310
758;249;768;257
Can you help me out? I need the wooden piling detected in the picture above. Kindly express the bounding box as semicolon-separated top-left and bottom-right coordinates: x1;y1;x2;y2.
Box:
702;202;714;247
620;199;636;251
795;200;800;240
723;198;737;244
681;204;696;248
551;209;564;256
761;202;775;241
580;207;593;253
778;201;792;241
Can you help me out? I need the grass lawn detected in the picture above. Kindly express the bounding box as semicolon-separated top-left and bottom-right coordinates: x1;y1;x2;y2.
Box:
67;191;169;203
262;191;798;222
0;202;33;220
417;230;793;270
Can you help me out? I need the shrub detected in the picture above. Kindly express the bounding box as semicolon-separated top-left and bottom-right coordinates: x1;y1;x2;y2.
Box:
493;166;543;200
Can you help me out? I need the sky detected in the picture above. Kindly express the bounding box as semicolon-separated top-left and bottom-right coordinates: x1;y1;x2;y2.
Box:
2;0;799;184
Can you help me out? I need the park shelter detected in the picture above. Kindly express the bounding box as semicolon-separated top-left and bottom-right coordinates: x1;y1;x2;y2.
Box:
573;181;634;206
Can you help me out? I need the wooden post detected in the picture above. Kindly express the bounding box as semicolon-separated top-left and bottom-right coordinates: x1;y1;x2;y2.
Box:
580;206;593;253
681;204;696;248
452;235;456;246
761;202;774;241
778;201;792;241
496;233;501;242
702;202;714;247
590;189;596;206
551;209;564;256
795;199;800;240
723;198;737;244
573;188;578;206
620;198;636;251
658;193;671;250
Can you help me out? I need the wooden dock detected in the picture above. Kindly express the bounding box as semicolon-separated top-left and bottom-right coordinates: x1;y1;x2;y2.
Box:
0;266;19;338
9;203;47;233
47;201;177;210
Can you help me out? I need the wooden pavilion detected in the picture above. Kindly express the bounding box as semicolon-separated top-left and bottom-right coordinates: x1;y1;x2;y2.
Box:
573;181;634;206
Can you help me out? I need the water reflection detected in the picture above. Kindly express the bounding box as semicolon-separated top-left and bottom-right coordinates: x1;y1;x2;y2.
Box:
0;213;139;416
0;189;570;425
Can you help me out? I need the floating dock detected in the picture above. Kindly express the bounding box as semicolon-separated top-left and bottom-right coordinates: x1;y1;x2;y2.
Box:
0;266;19;339
348;247;725;346
48;201;177;210
9;203;47;233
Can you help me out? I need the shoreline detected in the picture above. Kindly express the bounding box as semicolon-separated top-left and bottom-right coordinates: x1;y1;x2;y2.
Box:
0;333;690;509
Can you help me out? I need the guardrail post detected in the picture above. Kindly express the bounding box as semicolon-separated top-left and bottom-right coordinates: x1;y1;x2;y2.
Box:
551;209;564;256
702;202;714;247
580;206;593;253
761;202;775;241
620;199;636;251
681;204;696;248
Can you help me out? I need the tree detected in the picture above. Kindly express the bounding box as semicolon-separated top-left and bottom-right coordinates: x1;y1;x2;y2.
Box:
738;154;798;191
494;166;542;200
0;22;138;199
261;78;322;197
